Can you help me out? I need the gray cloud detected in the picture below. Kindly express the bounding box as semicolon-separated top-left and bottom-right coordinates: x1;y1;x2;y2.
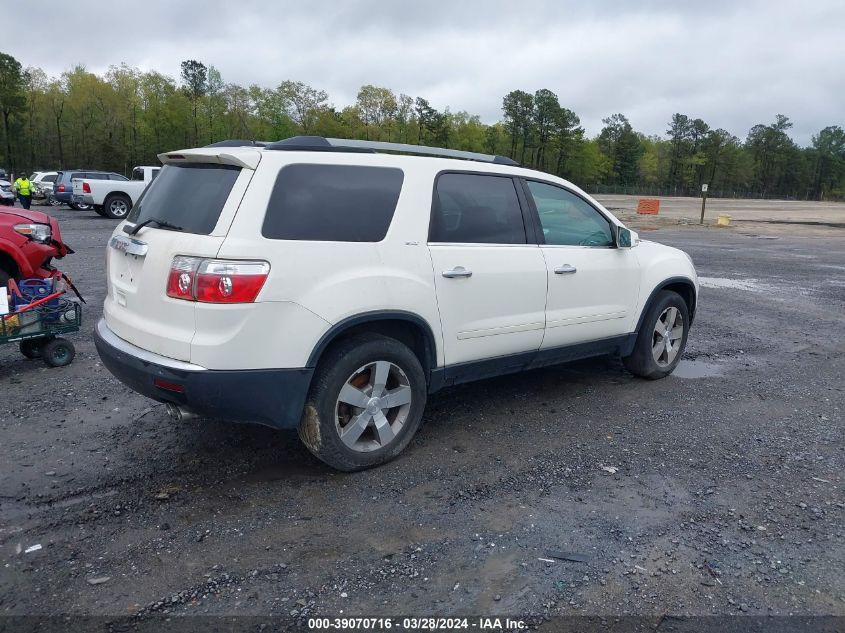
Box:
6;0;843;144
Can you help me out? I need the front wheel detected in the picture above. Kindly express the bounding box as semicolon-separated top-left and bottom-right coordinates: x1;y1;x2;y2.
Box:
623;290;689;379
103;194;131;219
298;334;427;471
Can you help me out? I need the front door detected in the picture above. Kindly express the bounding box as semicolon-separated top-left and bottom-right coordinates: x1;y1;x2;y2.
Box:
427;172;547;367
522;180;640;348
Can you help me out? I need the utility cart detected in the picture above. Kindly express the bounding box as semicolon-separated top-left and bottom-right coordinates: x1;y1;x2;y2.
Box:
1;280;81;367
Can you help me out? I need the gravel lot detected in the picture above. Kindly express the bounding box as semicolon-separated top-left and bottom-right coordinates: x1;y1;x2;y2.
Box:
1;201;843;630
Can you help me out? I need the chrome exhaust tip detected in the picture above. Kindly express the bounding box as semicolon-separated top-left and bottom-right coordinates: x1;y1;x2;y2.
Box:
165;403;197;422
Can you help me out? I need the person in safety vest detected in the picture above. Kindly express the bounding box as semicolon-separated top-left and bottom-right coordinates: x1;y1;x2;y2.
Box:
14;175;34;209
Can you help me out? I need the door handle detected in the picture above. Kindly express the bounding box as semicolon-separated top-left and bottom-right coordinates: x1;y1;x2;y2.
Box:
442;266;473;279
554;264;577;275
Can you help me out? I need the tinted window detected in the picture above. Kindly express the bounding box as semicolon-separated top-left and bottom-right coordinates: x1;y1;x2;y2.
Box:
70;172;83;181
262;164;404;242
43;174;57;183
127;163;241;235
430;173;526;244
131;168;144;181
109;173;128;181
526;181;613;247
89;173;109;180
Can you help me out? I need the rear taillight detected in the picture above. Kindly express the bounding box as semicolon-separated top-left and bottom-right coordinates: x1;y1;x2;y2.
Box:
82;182;91;193
166;257;269;303
166;256;199;300
58;183;65;192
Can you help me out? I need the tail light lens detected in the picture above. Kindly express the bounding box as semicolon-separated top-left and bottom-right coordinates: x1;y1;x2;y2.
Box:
82;182;91;193
166;256;200;300
166;257;269;303
58;183;65;192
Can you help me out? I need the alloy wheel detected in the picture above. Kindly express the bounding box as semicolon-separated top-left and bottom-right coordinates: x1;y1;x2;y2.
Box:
334;360;413;453
652;306;684;367
110;199;128;217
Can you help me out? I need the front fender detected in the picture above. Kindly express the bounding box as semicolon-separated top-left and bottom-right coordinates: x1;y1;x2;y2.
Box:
631;241;698;332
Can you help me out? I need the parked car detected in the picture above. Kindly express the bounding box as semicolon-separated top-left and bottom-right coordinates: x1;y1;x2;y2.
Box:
0;180;15;206
94;136;698;471
73;165;160;219
31;171;60;202
0;207;72;286
53;170;128;210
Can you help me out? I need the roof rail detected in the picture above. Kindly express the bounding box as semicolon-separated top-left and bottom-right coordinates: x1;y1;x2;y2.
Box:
204;139;270;148
264;136;519;166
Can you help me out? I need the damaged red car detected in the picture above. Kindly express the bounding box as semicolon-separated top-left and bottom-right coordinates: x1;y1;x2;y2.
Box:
0;208;73;285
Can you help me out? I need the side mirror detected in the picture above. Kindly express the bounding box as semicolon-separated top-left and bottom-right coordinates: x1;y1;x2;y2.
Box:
616;226;638;248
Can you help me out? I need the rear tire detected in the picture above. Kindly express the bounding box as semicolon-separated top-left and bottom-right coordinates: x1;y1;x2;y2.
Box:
103;194;131;219
622;290;689;380
94;205;107;217
298;334;427;471
42;337;75;368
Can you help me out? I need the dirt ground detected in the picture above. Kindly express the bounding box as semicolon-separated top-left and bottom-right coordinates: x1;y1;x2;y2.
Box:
0;199;843;632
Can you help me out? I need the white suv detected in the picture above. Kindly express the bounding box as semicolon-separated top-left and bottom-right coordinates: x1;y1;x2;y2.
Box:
94;136;698;471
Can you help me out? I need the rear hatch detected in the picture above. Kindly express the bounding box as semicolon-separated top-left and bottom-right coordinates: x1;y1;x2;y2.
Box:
103;151;259;362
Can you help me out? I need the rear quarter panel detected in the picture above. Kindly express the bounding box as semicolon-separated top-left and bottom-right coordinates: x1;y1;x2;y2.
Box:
216;153;444;368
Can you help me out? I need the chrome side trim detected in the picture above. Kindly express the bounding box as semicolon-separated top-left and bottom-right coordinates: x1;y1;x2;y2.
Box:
95;318;207;372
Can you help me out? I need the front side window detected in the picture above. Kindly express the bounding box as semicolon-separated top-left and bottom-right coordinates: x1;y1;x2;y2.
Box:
429;173;526;244
131;168;144;181
262;164;404;242
526;181;614;247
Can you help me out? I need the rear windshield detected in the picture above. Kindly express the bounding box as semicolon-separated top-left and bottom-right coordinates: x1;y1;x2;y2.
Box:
127;163;241;234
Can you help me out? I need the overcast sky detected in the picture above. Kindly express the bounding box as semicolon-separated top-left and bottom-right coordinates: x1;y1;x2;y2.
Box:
6;0;843;144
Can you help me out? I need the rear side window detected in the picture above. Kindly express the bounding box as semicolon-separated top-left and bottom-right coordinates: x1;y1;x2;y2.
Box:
109;173;128;181
127;163;241;235
43;174;57;183
430;173;526;244
262;164;404;242
87;173;107;180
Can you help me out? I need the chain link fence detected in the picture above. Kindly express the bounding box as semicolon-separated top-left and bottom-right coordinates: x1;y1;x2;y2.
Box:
586;184;842;202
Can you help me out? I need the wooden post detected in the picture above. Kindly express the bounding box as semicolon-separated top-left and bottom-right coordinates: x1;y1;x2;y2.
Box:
699;183;709;225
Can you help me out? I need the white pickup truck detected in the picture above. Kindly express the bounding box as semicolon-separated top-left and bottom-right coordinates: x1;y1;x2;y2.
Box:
73;166;160;219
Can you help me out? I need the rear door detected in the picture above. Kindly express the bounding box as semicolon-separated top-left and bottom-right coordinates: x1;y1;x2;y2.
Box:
103;160;254;361
427;172;547;371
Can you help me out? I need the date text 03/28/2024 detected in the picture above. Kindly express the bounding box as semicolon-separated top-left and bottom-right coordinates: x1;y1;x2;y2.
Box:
307;617;527;630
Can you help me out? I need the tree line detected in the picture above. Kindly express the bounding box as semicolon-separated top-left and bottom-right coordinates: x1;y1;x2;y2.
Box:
1;52;843;200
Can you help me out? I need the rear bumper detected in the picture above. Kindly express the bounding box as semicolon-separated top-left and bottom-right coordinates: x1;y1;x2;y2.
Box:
94;318;312;429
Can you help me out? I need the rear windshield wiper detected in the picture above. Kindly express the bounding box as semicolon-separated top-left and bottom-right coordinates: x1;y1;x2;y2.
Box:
124;217;183;236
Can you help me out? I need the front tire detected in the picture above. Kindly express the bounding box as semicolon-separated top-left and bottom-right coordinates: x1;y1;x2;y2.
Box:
103;194;131;219
298;334;427;471
623;290;689;379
